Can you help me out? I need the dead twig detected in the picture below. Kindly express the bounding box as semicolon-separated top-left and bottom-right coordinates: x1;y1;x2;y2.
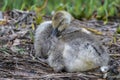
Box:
36;73;97;79
109;54;120;57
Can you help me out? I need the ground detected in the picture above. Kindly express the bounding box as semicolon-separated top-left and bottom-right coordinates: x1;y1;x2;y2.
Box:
0;10;120;80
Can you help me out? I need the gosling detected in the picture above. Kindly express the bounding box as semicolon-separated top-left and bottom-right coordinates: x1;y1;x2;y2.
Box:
34;11;110;72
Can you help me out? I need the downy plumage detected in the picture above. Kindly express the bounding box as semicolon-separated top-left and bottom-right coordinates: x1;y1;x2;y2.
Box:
34;11;109;72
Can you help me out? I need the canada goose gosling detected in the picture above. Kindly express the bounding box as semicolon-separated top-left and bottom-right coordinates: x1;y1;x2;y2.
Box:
49;11;110;73
34;11;110;73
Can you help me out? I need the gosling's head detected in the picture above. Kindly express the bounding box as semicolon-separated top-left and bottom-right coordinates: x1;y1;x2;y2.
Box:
51;11;74;37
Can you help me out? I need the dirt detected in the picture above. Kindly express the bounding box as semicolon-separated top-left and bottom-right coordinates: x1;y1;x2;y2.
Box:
0;10;120;80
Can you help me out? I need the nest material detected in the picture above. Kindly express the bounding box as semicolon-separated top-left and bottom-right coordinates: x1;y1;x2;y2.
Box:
0;10;120;80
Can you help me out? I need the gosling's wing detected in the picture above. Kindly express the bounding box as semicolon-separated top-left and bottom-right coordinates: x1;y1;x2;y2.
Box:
62;39;107;72
60;30;109;66
34;21;53;58
61;20;91;34
59;28;93;43
61;20;81;35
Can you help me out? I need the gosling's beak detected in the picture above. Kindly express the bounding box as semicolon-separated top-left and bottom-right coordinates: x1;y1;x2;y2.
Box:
52;19;63;37
51;28;59;37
